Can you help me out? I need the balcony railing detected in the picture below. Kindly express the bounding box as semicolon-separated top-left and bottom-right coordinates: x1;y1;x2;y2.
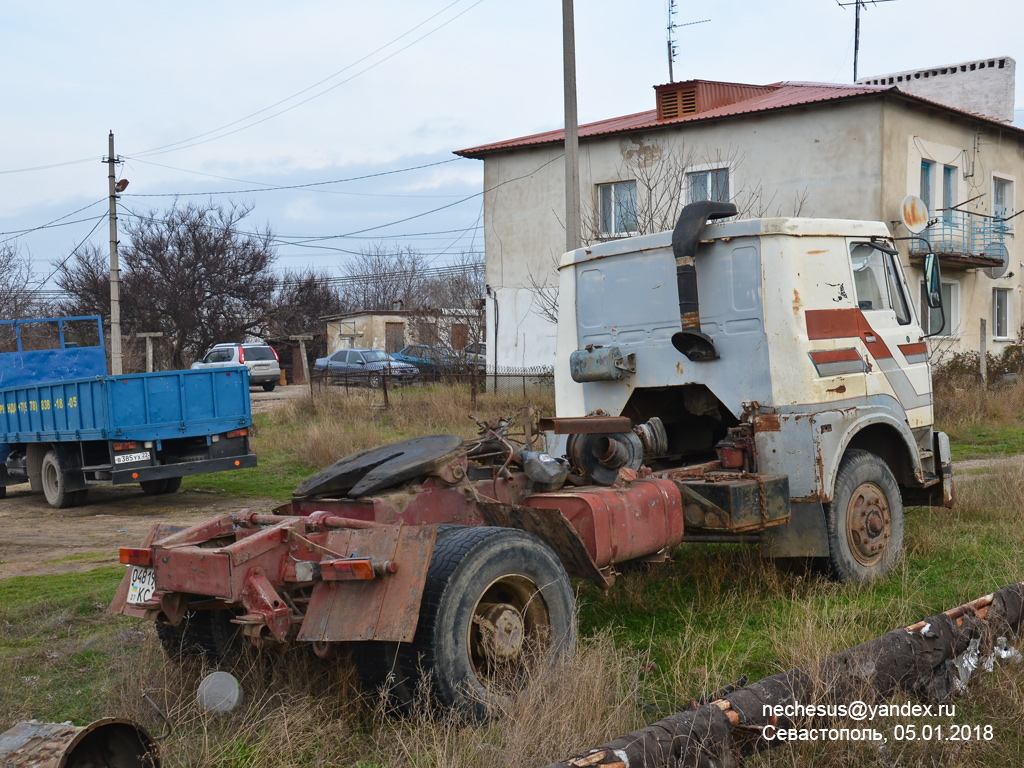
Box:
909;209;1012;270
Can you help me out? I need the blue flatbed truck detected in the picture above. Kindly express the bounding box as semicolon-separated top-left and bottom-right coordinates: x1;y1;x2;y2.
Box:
0;316;257;508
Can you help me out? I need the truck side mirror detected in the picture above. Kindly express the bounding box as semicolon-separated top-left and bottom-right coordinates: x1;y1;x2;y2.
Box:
923;252;942;309
922;252;945;339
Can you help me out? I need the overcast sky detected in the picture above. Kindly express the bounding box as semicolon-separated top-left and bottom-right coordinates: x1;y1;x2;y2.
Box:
3;0;1023;293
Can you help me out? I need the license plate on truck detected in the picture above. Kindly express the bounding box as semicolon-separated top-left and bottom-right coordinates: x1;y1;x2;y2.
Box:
126;566;156;604
115;451;150;465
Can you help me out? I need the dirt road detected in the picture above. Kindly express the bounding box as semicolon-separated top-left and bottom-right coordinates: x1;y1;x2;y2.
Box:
0;484;279;579
0;386;309;580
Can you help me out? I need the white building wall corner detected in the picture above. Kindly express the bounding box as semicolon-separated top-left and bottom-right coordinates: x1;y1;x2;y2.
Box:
860;56;1015;124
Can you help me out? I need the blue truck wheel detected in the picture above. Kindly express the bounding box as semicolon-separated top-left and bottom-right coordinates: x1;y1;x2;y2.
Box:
41;450;75;509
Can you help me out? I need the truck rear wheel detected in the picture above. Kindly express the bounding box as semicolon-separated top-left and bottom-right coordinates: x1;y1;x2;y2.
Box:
156;608;240;662
140;477;182;496
825;449;904;582
373;526;577;721
41;450;74;509
139;479;168;495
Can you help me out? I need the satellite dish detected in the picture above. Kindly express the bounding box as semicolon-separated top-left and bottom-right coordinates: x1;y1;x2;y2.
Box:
900;195;929;235
984;241;1009;279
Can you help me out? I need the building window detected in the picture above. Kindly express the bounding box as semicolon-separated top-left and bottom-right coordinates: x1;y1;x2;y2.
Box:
994;287;1011;339
942;166;957;223
993;176;1013;219
688;168;730;204
920;160;934;213
598;180;638;236
920;279;958;337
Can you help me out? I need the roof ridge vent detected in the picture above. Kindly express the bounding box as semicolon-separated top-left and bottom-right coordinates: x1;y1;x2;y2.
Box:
655;80;777;122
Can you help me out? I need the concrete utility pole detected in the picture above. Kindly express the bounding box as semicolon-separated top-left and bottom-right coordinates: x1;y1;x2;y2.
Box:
289;335;313;385
136;332;163;372
562;0;581;253
106;132;123;375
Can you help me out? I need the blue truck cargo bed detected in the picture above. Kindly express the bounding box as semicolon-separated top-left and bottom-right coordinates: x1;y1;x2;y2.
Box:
0;316;257;507
0;368;252;443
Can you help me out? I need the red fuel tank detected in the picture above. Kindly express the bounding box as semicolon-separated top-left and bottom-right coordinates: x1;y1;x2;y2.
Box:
524;478;684;568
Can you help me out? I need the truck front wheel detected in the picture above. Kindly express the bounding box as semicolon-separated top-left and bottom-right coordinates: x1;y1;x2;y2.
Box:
41;450;75;509
404;526;577;721
825;449;904;582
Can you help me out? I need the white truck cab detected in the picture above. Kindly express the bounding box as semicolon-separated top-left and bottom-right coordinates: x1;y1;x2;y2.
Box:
551;202;953;581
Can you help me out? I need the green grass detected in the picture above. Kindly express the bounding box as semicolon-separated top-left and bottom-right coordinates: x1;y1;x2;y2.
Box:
946;422;1024;462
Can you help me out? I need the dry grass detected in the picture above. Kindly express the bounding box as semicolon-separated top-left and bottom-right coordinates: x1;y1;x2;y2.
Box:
103;631;640;768
934;372;1024;437
260;384;555;471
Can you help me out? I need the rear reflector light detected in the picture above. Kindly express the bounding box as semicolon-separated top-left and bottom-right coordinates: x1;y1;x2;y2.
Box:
120;547;153;566
113;441;138;451
226;428;248;439
320;558;376;581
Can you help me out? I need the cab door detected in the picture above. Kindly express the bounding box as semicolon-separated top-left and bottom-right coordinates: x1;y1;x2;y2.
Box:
849;240;932;425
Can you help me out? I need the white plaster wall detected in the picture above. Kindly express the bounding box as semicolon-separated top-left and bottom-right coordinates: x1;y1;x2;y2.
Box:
479;96;1024;368
884;101;1023;355
480;100;886;368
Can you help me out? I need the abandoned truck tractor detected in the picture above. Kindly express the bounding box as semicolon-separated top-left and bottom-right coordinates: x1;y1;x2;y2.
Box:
112;203;955;718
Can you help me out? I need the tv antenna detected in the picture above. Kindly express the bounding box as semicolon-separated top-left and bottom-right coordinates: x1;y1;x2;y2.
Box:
667;0;710;83
835;0;897;82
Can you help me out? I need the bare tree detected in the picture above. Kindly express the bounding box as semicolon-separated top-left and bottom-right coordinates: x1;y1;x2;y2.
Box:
55;202;277;369
418;252;485;310
341;245;428;311
414;253;486;353
265;268;346;361
267;268;346;337
51;244;110;317
0;244;40;320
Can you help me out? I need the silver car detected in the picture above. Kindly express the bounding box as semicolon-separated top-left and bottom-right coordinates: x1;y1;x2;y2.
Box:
191;342;282;391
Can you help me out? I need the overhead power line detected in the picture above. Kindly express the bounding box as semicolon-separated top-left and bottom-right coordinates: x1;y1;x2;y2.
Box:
32;214;107;290
121;157;465;197
0;157;98;176
0;198;107;244
129;0;487;159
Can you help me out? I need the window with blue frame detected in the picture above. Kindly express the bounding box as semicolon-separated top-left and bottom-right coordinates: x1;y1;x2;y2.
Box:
920;160;934;213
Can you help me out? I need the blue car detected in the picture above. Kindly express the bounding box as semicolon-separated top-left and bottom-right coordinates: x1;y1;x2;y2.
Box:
390;345;454;378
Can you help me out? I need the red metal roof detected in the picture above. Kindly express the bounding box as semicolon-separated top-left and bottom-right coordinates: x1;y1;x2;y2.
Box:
454;80;1022;158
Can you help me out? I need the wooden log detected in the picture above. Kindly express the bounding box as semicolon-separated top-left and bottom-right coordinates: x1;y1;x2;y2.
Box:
543;582;1024;768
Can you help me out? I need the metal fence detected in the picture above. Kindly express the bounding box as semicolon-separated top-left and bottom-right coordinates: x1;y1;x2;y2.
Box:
910;209;1012;257
309;365;554;407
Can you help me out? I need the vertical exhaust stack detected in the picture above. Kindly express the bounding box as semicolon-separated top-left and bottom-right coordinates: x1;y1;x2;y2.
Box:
670;201;738;361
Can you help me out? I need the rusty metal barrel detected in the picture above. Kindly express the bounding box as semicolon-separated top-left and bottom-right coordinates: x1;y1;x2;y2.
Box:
0;718;159;768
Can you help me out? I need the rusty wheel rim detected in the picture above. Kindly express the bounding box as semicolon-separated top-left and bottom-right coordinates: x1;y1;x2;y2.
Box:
845;481;891;567
468;575;550;692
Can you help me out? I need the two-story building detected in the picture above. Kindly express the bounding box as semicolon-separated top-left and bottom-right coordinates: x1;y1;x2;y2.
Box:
456;57;1021;369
